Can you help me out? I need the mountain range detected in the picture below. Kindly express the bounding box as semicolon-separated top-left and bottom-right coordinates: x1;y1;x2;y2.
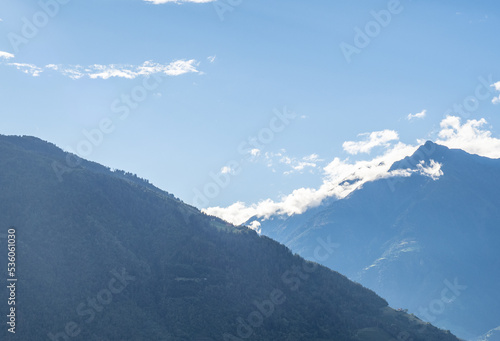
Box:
0;135;462;340
251;141;500;340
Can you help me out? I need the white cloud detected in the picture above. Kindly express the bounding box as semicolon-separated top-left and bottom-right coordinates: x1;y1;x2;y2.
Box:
343;130;399;154
204;141;421;225
280;156;292;165
7;63;43;77
88;66;137;80
258;150;321;175
0;51;14;59
284;162;317;175
207;55;216;63
407;109;427;120
250;148;261;156
248;221;262;234
144;0;215;4
88;60;199;79
220;166;235;175
492;82;500;104
416;160;443;180
3;59;199;79
279;153;323;175
45;64;58;70
436;116;500;158
261;151;283;170
205;116;500;226
60;67;85;80
303;153;321;162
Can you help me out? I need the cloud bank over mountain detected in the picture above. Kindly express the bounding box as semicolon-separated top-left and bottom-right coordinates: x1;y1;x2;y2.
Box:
205;116;500;226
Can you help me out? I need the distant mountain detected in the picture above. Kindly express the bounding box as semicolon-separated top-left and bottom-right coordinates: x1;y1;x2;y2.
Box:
252;141;500;340
0;135;460;341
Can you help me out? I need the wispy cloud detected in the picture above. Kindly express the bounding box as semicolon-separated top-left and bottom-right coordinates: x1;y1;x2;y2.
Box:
207;55;216;63
407;109;427;120
250;148;261;157
8;63;43;77
492;81;500;104
220;166;235;175
343;130;399;154
144;0;215;4
282;153;323;175
0;51;14;60
304;153;321;162
259;151;323;175
1;59;199;79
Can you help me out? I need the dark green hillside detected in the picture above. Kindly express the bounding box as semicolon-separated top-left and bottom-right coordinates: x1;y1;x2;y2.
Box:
0;135;459;341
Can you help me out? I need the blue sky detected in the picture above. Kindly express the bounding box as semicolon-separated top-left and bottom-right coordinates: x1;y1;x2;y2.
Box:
1;0;499;225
